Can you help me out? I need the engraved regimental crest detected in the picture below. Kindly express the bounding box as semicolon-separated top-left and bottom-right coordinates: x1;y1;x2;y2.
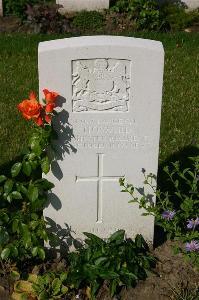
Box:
72;59;130;112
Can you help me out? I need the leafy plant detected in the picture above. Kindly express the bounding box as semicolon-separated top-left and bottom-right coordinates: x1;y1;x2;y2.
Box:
10;230;155;299
158;2;197;31
33;272;69;300
110;0;197;31
3;0;52;18
25;3;70;34
72;11;105;32
111;0;160;30
67;230;155;299
119;156;199;267
0;90;59;262
12;272;69;300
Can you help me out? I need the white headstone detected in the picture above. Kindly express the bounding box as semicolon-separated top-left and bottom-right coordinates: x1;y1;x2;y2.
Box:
183;0;199;9
0;0;3;16
57;0;109;12
39;36;164;244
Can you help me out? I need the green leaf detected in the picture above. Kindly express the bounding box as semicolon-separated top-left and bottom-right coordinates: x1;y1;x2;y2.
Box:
61;285;68;294
11;246;18;257
41;156;50;174
83;232;105;246
60;272;68;282
0;175;7;183
21;224;31;248
28;185;39;202
4;179;14;194
28;153;36;161
1;247;10;259
7;194;12;203
32;247;38;257
110;279;118;297
11;191;23;200
38;248;45;260
99;270;119;280
38;291;49;300
13;292;28;300
10;270;20;281
52;278;62;295
20;185;28;195
11;162;22;177
30;160;38;170
31;139;42;156
108;230;125;243
22;161;32;177
12;219;19;233
0;213;9;224
35;179;54;190
0;227;9;244
0;186;3;195
31;213;38;220
94;257;108;266
135;234;148;249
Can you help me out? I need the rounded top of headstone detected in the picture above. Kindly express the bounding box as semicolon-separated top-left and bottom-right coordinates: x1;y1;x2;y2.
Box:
39;36;164;54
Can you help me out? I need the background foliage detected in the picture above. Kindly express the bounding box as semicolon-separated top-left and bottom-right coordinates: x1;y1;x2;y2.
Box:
3;0;53;18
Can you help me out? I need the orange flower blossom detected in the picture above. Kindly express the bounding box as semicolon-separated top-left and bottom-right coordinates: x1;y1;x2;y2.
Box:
43;89;59;104
17;92;42;121
45;103;55;113
18;89;59;127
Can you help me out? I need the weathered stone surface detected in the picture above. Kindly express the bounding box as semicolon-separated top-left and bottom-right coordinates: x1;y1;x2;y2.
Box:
183;0;199;9
57;0;109;12
0;0;3;16
38;36;164;245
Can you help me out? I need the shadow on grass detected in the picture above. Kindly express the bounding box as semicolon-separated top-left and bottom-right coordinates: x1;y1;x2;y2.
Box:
154;145;199;247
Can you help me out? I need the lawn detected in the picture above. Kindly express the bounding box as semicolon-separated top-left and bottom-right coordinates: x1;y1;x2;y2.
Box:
0;32;198;170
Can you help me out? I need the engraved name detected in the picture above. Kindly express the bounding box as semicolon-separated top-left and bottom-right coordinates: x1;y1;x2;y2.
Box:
72;118;151;150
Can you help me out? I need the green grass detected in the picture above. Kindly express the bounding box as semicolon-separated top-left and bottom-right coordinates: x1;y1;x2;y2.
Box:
0;32;198;169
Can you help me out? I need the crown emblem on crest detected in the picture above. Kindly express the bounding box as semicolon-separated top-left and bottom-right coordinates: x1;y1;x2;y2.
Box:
72;59;130;112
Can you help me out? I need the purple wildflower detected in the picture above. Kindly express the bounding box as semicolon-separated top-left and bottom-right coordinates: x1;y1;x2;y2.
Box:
162;210;176;220
187;217;199;229
185;240;199;252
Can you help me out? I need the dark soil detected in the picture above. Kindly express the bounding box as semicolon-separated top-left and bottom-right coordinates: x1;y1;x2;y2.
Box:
0;16;21;33
120;240;199;300
96;241;199;300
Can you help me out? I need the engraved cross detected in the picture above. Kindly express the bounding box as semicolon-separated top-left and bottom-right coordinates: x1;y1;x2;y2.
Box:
76;154;123;223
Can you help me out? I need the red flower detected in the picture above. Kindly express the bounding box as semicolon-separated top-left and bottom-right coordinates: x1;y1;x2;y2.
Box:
18;99;42;120
18;89;58;127
45;103;55;113
35;116;43;127
43;89;58;104
29;91;37;101
45;114;52;124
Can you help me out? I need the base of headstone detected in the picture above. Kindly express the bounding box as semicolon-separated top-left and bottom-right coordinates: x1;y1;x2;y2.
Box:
0;0;3;16
57;0;109;12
